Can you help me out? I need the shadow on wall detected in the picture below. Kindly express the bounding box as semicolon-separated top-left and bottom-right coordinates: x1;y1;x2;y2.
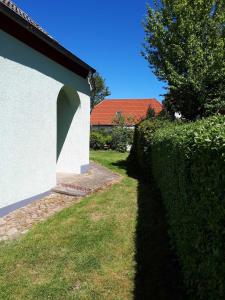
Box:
57;85;80;161
111;159;187;300
0;30;90;95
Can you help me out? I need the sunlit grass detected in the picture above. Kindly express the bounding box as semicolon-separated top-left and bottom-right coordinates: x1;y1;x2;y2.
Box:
0;151;137;300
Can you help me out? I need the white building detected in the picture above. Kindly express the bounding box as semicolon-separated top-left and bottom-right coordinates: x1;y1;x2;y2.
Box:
0;0;95;215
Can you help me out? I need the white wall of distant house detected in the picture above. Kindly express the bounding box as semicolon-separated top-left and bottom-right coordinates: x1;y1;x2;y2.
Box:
0;30;90;210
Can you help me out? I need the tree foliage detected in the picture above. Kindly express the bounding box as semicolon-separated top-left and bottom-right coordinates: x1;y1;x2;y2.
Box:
146;105;156;119
143;0;225;119
111;113;134;152
90;72;110;112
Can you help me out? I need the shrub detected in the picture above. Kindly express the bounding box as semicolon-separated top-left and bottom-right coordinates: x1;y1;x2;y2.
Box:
146;106;156;119
130;115;225;299
111;126;133;152
90;125;134;152
90;131;112;150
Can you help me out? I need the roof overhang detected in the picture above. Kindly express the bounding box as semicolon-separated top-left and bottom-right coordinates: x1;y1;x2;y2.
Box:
0;2;95;78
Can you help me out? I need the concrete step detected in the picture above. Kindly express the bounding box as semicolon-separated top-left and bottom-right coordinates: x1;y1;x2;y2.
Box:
52;183;91;197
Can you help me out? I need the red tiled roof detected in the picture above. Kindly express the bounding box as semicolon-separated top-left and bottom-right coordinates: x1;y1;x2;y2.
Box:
91;99;162;126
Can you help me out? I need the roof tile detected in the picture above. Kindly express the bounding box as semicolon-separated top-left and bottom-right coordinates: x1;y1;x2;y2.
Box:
91;99;162;125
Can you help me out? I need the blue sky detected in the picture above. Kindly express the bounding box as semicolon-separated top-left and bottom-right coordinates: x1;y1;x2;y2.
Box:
15;0;165;101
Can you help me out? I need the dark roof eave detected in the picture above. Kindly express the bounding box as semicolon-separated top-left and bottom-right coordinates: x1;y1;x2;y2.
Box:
0;2;95;78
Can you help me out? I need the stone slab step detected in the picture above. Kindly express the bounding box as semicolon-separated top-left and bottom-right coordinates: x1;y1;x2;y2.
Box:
52;183;92;197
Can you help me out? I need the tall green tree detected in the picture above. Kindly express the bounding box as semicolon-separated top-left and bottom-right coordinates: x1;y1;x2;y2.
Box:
143;0;225;119
90;72;110;112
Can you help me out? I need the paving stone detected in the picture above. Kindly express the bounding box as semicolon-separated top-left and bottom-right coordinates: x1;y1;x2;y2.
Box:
0;219;6;226
0;162;122;241
7;228;19;236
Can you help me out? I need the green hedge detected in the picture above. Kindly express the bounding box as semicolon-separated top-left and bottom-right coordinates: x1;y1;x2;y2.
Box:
130;115;225;299
129;118;170;177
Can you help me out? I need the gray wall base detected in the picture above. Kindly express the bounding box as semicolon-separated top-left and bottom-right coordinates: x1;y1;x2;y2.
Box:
0;190;51;218
81;164;89;174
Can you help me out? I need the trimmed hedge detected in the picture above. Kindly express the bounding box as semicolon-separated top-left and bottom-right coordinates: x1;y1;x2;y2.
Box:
129;118;170;177
130;116;225;299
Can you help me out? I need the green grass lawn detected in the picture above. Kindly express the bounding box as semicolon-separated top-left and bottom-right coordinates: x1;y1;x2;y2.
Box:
0;151;137;300
0;151;185;300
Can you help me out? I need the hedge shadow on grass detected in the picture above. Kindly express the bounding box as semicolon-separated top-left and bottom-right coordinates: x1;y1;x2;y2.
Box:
134;180;186;300
112;159;187;299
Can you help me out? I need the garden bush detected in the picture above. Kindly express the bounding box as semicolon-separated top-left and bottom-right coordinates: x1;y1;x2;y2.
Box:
90;130;112;150
111;126;133;153
90;126;134;152
130;115;225;299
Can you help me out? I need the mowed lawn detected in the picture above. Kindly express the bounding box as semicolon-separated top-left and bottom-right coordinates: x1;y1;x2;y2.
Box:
0;151;138;300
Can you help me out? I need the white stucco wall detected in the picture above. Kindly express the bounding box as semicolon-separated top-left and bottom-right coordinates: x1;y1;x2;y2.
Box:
56;89;90;173
0;30;91;210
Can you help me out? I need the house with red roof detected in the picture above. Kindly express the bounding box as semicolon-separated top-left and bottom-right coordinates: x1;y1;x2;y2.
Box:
91;98;162;128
